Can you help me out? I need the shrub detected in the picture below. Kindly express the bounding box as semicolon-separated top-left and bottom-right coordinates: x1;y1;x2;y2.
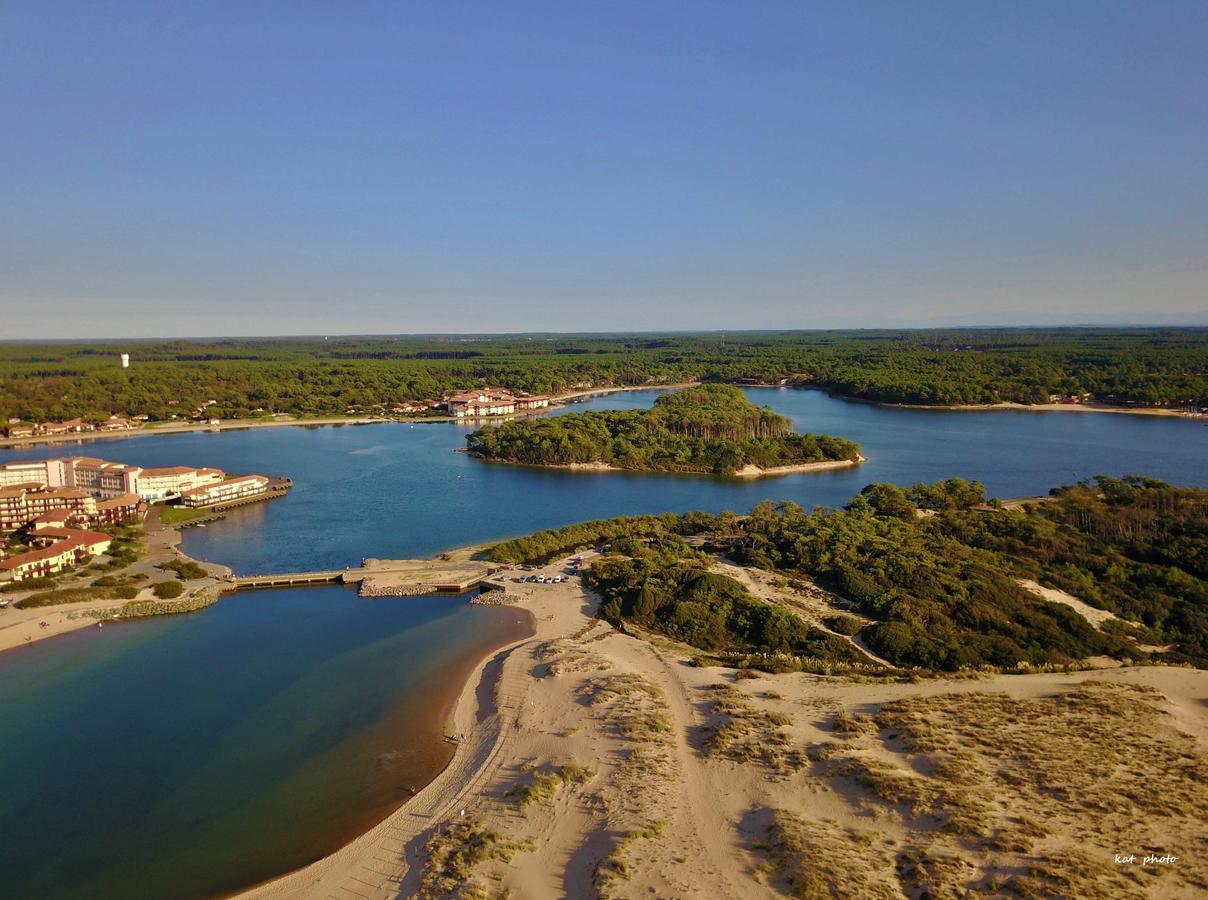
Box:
2;576;57;593
152;580;185;600
824;614;866;636
158;559;208;580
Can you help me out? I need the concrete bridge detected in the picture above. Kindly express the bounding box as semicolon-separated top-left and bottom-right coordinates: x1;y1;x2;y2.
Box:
225;558;498;595
227;570;346;590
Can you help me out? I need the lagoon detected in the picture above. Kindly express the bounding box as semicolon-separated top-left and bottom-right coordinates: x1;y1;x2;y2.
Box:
3;388;1204;575
0;387;1205;897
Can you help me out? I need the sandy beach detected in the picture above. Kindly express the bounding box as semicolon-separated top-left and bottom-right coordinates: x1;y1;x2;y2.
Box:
870;398;1190;417
237;553;1208;899
6;526;1204;897
0;506;232;654
731;455;865;478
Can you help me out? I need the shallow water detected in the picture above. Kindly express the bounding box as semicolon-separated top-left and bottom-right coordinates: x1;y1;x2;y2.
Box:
0;588;530;899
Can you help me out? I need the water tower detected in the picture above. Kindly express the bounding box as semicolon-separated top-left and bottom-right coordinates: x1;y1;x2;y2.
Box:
120;353;130;368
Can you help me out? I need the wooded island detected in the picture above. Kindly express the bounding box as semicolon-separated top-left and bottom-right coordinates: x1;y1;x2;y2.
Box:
465;384;862;477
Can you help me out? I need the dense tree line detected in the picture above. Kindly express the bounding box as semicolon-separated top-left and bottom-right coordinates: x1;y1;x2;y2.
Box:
467;385;860;475
486;511;734;564
2;329;1206;423
488;475;1207;671
730;497;1135;670
588;549;863;663
931;477;1208;665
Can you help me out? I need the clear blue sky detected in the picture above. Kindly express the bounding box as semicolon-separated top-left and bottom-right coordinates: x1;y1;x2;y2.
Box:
2;1;1206;337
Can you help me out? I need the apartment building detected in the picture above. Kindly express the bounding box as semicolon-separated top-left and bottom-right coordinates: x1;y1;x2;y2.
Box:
0;459;61;488
178;475;270;508
66;457;143;498
136;466;225;500
445;388;551;417
94;493;144;525
0;484;97;532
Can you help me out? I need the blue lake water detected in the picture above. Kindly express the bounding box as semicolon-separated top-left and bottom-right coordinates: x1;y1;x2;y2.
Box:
0;387;1205;897
0;588;529;900
3;387;1203;574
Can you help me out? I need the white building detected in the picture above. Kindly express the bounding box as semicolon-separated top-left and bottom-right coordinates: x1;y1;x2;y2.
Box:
178;475;270;507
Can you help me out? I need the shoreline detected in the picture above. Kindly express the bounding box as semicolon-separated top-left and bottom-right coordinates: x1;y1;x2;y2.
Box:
9;518;1206;896
234;549;1208;898
780;385;1194;418
234;599;538;899
916;400;1188;417
0;383;701;451
0;505;233;654
4;382;1190;452
467;452;865;479
238;571;577;899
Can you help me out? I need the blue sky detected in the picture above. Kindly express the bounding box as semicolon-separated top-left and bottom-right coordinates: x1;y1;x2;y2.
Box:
2;1;1206;337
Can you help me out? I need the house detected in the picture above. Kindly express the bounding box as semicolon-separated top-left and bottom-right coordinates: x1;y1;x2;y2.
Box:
66;457;143;498
0;483;49;531
21;487;97;521
0;459;56;488
5;424;36;439
39;418;94;435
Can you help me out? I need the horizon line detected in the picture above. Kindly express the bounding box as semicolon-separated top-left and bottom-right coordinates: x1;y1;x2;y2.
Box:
5;322;1208;344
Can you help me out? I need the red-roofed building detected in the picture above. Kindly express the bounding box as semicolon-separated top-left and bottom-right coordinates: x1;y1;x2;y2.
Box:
0;542;82;581
514;395;551;410
95;493;144;525
0;527;112;582
445;388;518;417
0;484;97;533
29;527;112;556
29;508;77;531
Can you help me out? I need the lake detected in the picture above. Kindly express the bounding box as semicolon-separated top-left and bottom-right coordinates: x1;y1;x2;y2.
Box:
3;387;1203;575
0;387;1205;897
